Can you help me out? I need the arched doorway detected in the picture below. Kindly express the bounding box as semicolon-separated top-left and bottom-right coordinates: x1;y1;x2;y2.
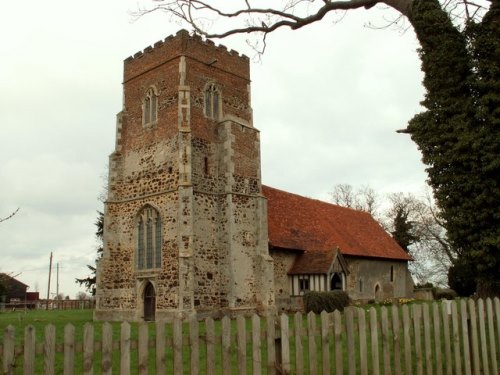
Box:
330;273;343;290
375;284;382;302
143;282;156;321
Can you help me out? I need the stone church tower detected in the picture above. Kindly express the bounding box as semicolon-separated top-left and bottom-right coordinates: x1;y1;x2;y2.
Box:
95;30;275;321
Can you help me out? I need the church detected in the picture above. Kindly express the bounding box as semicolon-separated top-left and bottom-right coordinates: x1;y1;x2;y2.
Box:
94;30;413;321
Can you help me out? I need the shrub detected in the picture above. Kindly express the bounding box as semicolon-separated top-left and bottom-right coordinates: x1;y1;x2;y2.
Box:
303;291;350;313
415;282;434;289
435;288;457;300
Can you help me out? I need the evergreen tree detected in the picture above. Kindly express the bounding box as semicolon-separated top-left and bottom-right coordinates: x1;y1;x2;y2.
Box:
405;0;500;296
76;211;103;296
391;207;420;252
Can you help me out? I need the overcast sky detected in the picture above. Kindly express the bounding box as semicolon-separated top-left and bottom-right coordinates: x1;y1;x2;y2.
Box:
0;1;427;299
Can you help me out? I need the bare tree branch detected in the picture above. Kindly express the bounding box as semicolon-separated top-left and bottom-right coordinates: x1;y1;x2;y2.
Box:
0;208;19;224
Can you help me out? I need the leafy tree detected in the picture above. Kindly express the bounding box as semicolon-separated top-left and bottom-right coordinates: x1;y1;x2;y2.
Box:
139;0;499;296
76;211;103;296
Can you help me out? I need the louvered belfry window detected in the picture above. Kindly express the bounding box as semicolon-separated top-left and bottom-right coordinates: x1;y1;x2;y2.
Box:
143;87;158;126
204;83;220;120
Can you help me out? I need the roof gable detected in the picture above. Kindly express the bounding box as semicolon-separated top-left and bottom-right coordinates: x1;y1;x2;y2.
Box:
263;186;411;261
288;247;351;275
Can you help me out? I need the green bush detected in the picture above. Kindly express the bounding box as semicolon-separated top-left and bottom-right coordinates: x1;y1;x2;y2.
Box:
415;282;434;289
435;288;457;300
303;291;350;313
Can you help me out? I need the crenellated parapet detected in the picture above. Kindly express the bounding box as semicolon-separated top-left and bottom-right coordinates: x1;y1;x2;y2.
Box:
124;29;250;83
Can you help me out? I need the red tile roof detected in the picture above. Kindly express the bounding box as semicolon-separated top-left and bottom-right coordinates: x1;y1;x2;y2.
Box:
288;247;350;275
288;251;334;274
263;186;412;261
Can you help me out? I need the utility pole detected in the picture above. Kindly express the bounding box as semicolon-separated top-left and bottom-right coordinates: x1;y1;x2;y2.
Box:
46;252;53;310
56;262;59;299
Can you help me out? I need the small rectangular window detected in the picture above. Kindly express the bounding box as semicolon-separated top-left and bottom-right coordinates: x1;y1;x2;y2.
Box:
299;277;310;292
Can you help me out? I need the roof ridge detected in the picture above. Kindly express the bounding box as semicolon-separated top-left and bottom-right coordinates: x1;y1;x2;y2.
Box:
262;185;372;216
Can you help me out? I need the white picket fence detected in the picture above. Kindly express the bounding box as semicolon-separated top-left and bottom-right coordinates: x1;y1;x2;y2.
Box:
1;297;499;374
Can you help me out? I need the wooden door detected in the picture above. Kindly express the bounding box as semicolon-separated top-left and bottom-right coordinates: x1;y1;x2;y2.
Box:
143;282;156;321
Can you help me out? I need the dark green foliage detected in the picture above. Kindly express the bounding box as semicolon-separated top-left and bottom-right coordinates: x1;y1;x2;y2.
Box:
434;288;458;300
76;211;103;296
406;0;500;296
448;260;477;297
391;206;420;252
303;290;350;313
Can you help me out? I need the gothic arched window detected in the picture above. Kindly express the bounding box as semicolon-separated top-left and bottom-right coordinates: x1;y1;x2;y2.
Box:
143;87;158;126
137;206;162;270
204;83;221;120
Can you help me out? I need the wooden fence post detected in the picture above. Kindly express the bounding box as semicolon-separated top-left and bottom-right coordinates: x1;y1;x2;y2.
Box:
44;324;56;375
412;304;424;375
421;303;432;375
155;321;166;375
346;307;356;375
266;314;276;375
64;323;75;375
102;322;113;375
173;315;183;375
381;306;392;375
441;300;452;375
2;325;15;375
370;307;381;375
432;302;443;375
467;299;480;375
221;316;231;375
189;316;200;375
486;298;498;375
477;299;489;375
205;317;215;375
391;304;402;375
320;311;331;375
451;301;463;375
120;322;130;375
279;313;291;375
252;314;262;375
333;310;343;375
83;322;94;375
307;311;317;375
357;308;368;375
460;299;472;375
23;325;35;375
236;315;247;375
293;312;303;375
402;305;412;375
138;322;148;375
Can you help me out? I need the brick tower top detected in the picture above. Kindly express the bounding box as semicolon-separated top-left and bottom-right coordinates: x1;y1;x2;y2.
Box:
124;29;250;83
